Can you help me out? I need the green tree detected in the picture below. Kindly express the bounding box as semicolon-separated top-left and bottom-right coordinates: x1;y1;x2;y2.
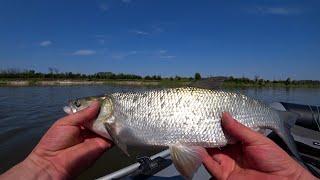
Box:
195;72;201;80
285;77;291;86
175;76;181;80
254;75;259;83
145;76;152;80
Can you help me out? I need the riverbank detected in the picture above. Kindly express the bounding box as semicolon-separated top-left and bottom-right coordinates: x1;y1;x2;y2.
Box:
0;79;192;87
1;79;320;88
222;82;320;88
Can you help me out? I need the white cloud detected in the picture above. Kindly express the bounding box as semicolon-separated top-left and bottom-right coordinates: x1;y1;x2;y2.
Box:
155;49;175;59
253;7;301;15
130;30;149;35
122;0;131;3
99;3;109;11
39;40;52;47
112;50;137;59
159;50;167;54
160;55;176;59
110;49;175;60
152;25;164;33
111;54;125;59
130;24;167;36
98;39;105;44
94;34;106;38
129;50;137;54
72;49;96;56
93;34;108;45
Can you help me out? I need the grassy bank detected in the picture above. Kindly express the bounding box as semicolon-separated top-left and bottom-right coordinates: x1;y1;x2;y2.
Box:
101;79;191;87
1;77;320;89
2;70;319;88
221;76;320;88
222;81;320;88
0;79;192;87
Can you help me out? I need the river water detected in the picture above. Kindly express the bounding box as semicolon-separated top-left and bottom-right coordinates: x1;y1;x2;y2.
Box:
0;85;319;179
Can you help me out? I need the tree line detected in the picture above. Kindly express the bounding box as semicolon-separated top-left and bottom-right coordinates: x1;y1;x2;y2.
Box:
0;68;202;81
224;76;320;86
3;68;318;86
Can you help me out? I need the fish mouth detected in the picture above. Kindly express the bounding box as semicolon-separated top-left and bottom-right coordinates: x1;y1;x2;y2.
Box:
63;105;77;114
63;106;73;114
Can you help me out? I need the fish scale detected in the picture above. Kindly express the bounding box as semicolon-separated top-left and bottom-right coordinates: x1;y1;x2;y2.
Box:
109;87;280;147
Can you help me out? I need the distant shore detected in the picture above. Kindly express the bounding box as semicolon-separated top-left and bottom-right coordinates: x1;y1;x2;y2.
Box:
1;79;320;88
222;81;320;88
0;80;191;87
1;70;319;88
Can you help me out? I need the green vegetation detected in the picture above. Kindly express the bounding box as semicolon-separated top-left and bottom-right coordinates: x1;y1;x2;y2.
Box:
0;69;198;86
0;80;7;85
194;72;201;80
223;76;320;88
1;69;319;88
0;69;146;80
0;69;203;82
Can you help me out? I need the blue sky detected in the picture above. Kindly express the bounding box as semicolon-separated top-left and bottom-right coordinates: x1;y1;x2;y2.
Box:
0;0;319;80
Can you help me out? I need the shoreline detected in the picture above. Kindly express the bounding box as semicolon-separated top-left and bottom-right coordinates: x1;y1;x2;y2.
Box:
221;82;320;88
0;80;190;87
1;79;319;88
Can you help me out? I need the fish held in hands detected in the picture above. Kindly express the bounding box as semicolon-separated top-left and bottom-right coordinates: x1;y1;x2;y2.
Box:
64;87;299;179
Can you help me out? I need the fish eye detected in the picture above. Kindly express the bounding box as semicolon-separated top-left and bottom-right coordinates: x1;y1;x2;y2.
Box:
74;100;81;107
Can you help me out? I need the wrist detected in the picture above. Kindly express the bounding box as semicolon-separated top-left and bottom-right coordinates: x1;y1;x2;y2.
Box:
26;152;69;180
0;157;52;180
0;153;66;180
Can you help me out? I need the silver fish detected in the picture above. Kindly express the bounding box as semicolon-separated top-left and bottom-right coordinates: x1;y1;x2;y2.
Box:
64;87;299;179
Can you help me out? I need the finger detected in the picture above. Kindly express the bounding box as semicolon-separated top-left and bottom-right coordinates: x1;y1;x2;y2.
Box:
81;130;113;145
221;112;269;145
207;147;222;155
201;148;223;179
206;148;224;164
57;101;100;126
62;137;112;175
73;136;111;156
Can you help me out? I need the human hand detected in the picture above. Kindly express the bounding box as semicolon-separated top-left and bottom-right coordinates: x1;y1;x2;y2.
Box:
1;101;112;180
202;112;315;180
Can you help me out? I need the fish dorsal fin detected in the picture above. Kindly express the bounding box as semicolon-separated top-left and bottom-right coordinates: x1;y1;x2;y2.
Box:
169;144;204;179
104;122;129;156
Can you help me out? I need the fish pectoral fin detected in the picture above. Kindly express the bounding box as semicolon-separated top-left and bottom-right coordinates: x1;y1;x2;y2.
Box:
169;144;204;179
104;122;129;156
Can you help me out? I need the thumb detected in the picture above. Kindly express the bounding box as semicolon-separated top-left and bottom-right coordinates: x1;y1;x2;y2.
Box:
57;101;100;126
221;112;270;145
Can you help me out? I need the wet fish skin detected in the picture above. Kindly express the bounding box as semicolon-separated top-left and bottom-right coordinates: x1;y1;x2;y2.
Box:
64;87;298;179
107;87;281;148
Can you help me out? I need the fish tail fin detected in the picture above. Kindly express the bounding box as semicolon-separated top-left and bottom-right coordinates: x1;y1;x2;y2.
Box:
169;144;205;179
275;111;302;161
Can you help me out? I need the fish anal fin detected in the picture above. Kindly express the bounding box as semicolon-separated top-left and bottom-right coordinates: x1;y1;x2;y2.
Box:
169;144;204;179
104;122;129;156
